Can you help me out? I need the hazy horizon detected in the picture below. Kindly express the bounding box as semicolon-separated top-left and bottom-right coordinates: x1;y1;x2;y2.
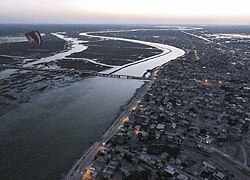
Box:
1;0;250;25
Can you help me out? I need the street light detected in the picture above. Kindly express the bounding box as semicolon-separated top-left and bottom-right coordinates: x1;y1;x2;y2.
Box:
131;106;137;111
123;117;129;122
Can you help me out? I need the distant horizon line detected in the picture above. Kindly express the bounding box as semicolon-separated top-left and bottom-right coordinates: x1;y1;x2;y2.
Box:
0;23;250;26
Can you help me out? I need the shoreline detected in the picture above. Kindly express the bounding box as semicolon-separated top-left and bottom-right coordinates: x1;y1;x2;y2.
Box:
0;76;143;180
64;31;185;179
64;78;152;179
0;27;185;179
80;32;172;76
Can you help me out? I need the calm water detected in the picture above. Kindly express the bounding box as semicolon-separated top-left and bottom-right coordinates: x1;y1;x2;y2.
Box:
0;77;144;180
82;32;185;77
0;24;185;180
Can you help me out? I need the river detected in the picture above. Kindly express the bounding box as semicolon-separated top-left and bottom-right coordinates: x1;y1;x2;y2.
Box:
0;29;185;180
0;77;144;180
81;31;185;76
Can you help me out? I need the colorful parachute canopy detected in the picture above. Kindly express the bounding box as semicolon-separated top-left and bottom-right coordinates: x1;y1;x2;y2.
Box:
25;31;42;46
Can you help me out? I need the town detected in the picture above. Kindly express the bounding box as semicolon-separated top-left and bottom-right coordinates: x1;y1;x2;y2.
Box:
78;29;250;180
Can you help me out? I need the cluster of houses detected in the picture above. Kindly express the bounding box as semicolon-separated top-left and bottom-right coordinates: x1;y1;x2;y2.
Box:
81;30;249;179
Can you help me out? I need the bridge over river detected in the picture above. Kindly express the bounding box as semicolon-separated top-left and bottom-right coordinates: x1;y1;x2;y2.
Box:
1;64;151;81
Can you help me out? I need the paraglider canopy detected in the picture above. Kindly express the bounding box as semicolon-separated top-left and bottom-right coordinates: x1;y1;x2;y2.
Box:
25;31;42;46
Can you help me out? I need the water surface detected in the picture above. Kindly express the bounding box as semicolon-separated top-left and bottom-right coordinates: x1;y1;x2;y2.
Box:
0;77;144;180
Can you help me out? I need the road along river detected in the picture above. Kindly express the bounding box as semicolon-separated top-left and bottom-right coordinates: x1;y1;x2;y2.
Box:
64;30;185;179
0;28;185;180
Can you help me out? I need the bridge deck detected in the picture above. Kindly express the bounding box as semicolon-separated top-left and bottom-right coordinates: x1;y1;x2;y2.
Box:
1;65;151;81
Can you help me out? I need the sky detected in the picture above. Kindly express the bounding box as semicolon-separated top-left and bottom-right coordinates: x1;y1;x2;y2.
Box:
1;0;250;24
